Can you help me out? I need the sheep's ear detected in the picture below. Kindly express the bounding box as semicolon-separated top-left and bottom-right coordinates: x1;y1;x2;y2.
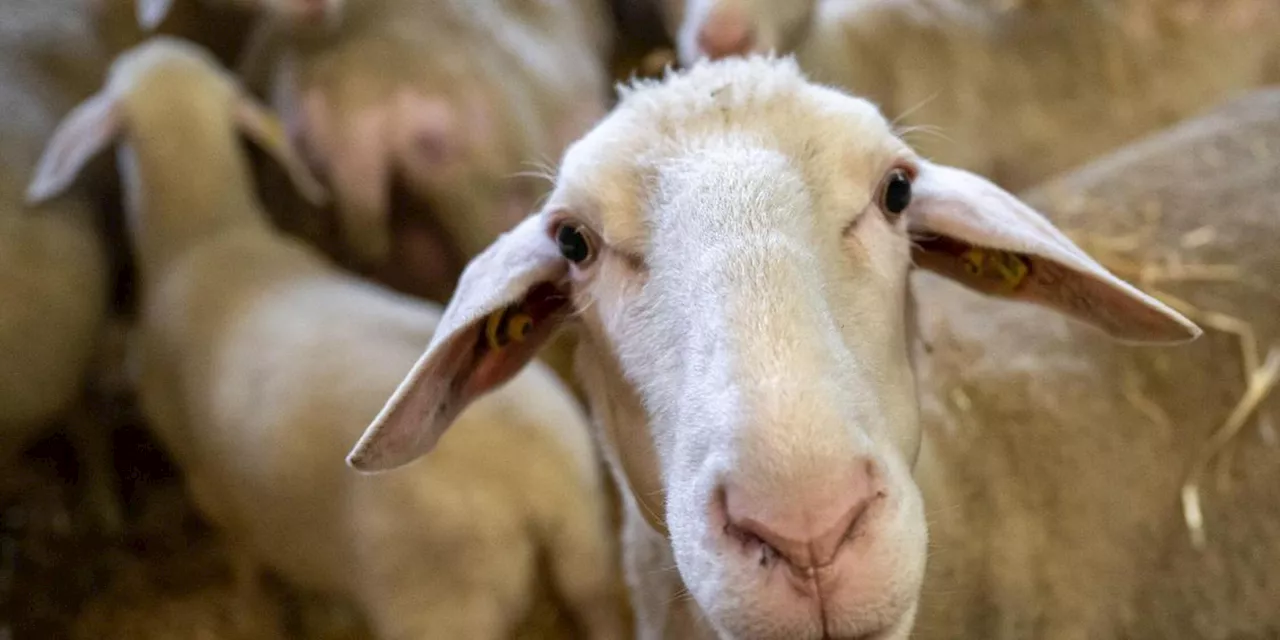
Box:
234;92;329;207
136;0;174;30
347;214;571;472
26;92;121;205
907;161;1200;344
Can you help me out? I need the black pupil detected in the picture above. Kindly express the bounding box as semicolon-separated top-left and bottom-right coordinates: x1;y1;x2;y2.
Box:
557;225;590;262
884;172;912;214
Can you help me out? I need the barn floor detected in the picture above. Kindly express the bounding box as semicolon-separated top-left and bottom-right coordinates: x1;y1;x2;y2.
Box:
0;422;365;640
0;421;585;640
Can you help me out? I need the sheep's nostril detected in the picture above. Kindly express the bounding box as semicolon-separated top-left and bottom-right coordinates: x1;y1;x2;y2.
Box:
724;520;782;567
719;459;884;570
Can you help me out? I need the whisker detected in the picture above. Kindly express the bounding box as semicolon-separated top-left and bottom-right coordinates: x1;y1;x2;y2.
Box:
891;91;942;128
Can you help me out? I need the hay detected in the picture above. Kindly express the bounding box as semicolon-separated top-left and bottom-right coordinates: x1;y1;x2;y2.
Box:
1180;346;1280;550
1067;223;1278;549
1121;364;1174;432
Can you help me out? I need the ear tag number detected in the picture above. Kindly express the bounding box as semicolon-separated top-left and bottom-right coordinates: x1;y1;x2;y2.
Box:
961;248;1029;291
485;307;535;351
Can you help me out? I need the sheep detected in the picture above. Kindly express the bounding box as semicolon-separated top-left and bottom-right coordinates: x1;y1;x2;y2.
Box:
2;0;115;527
27;36;624;640
345;55;1208;640
236;0;613;302
659;0;817;64
652;0;1280;190
909;86;1280;638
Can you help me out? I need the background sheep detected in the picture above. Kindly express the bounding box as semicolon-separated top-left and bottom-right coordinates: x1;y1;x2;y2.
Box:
235;0;612;303
346;57;1205;640
27;38;624;640
912;86;1280;638
649;0;1280;189
1;0;119;531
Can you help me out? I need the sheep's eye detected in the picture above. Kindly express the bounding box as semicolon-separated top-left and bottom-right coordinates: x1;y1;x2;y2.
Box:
556;223;592;263
882;169;912;216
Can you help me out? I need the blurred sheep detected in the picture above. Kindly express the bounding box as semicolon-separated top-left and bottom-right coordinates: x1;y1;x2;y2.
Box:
27;37;624;640
650;0;1280;189
2;0;117;529
234;0;613;303
912;86;1280;638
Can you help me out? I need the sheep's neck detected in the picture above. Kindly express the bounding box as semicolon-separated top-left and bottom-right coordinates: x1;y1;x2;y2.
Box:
117;121;269;283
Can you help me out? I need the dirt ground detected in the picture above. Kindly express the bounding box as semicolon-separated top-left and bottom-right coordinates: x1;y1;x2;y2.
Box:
1;421;358;640
1;417;599;640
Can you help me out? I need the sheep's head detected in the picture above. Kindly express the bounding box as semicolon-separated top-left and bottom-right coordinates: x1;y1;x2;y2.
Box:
664;0;818;65
276;0;606;283
26;37;328;268
347;56;1198;639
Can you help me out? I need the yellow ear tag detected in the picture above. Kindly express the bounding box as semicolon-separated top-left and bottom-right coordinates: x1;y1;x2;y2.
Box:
485;308;536;350
506;313;533;344
485;310;509;350
961;248;1029;291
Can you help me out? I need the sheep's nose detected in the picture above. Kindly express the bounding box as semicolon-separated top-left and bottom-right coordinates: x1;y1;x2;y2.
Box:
696;11;757;60
721;460;883;570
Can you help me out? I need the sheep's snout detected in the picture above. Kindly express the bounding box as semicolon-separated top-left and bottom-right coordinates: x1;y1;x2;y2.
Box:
680;436;924;638
675;0;817;64
696;6;757;60
719;458;883;574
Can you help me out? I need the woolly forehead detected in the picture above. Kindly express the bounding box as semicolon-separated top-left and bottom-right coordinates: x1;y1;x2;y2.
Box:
545;59;914;256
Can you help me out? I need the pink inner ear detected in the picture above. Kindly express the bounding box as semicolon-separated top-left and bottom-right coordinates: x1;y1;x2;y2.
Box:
907;161;1198;344
913;236;1193;342
462;282;572;397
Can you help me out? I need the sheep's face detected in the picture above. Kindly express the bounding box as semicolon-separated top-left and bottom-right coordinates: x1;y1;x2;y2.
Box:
547;59;927;639
282;0;606;286
346;56;1197;640
666;0;818;65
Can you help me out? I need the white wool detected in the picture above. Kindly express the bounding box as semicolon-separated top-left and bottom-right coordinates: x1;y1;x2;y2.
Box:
40;38;623;640
910;88;1280;637
654;0;1280;189
239;0;612;296
0;0;111;461
344;56;1199;640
